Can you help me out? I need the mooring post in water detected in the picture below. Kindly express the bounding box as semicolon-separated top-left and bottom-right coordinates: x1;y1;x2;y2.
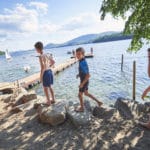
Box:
17;80;19;88
121;54;124;71
133;61;136;100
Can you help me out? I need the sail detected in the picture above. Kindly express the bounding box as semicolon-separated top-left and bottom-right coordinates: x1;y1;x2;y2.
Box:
5;49;12;60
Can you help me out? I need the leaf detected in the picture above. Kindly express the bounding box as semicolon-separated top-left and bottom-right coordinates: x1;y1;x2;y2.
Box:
100;0;150;52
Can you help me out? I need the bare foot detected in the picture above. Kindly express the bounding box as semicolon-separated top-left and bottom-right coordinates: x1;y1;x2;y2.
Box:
42;100;51;106
139;121;150;129
51;99;56;104
141;94;145;100
97;101;103;107
75;106;84;112
46;100;51;106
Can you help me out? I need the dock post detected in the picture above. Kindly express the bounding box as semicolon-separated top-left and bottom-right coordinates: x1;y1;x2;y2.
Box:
132;61;136;100
17;80;19;88
121;54;124;71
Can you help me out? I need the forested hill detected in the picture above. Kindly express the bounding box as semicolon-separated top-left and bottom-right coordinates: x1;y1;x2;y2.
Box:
93;33;132;43
45;32;132;49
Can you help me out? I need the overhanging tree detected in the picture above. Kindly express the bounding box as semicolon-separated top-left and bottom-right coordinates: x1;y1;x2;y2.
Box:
100;0;150;52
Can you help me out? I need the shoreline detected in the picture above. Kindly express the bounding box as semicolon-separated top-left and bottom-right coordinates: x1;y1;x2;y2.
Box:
0;85;150;150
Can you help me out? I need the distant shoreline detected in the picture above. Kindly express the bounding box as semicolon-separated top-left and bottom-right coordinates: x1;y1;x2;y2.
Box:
5;36;132;53
53;36;132;49
44;32;132;49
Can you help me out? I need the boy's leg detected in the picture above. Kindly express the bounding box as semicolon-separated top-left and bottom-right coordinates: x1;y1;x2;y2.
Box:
84;90;103;107
49;86;55;103
139;121;150;129
141;86;150;100
43;87;51;105
75;92;84;112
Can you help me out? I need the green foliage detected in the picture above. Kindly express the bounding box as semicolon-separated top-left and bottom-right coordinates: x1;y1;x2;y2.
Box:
93;32;132;43
100;0;150;52
0;51;5;55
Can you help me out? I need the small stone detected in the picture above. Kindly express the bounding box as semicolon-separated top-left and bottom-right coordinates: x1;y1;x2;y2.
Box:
0;94;12;103
14;91;37;106
11;96;45;113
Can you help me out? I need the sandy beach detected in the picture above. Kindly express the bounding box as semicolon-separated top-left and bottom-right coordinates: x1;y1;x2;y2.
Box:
0;86;150;150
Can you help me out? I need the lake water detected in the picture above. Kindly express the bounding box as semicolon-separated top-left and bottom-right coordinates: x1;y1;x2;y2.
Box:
0;39;149;106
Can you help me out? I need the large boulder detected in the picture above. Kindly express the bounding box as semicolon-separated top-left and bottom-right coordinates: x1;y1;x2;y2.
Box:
37;100;66;126
14;90;37;106
114;98;150;119
93;106;120;119
66;101;92;126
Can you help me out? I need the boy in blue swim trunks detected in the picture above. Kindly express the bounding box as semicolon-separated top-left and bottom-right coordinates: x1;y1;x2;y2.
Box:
75;47;103;112
35;42;55;106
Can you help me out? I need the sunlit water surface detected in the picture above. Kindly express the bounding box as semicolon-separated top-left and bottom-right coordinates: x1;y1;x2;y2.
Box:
0;40;149;105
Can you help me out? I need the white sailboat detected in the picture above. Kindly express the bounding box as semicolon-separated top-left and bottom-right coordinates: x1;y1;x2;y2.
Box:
5;49;12;61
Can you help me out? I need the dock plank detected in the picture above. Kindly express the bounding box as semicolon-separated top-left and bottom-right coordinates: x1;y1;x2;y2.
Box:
71;54;94;59
18;58;78;88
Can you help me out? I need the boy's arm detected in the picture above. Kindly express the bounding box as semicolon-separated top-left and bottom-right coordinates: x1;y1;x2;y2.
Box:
50;57;55;67
148;54;150;77
79;74;90;88
39;56;44;82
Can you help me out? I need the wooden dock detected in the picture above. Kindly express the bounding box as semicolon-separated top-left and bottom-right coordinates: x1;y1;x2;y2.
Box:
0;58;78;90
19;58;78;89
70;53;94;59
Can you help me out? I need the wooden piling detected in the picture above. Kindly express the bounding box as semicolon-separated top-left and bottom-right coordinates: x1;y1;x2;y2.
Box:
17;80;19;88
121;54;124;71
132;61;136;100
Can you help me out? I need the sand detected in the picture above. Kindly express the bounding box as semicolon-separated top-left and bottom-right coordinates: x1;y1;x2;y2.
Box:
0;97;150;150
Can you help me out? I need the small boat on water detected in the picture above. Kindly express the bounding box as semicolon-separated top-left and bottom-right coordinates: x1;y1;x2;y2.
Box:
24;66;31;73
5;49;12;61
67;51;72;54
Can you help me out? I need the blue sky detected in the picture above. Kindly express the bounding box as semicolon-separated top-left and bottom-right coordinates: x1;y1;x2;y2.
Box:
0;0;125;51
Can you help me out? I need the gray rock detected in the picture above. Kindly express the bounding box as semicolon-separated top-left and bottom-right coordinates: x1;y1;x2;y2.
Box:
93;106;117;119
115;99;134;119
114;99;148;119
0;94;12;103
38;100;66;126
15;90;37;106
66;102;92;126
0;88;14;94
12;100;35;113
12;95;45;113
144;102;150;112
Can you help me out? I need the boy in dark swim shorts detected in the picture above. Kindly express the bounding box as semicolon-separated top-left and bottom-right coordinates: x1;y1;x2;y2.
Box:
75;47;103;112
